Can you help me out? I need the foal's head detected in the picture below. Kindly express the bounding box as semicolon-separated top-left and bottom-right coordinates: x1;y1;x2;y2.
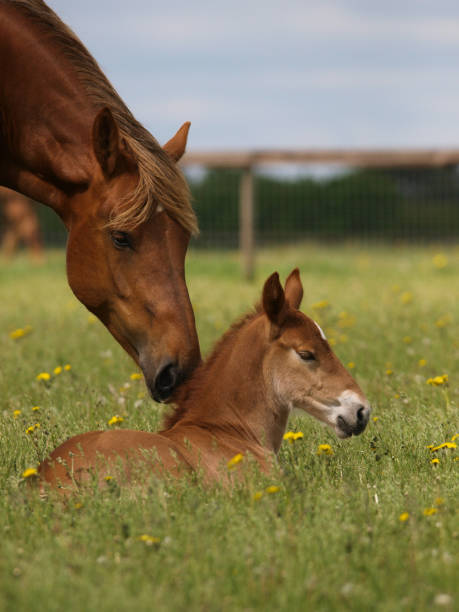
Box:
261;269;370;439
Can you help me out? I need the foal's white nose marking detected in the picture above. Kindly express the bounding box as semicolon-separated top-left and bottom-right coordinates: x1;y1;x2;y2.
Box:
314;321;327;340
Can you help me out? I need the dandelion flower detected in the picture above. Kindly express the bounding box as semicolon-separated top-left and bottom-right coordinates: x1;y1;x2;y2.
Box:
430;442;456;452
25;423;40;435
253;491;264;502
403;336;412;344
451;433;458;442
423;508;438;516
433;253;448;269
435;314;452;328
373;416;379;422
312;300;329;310
399;512;409;522
317;444;333;456
22;467;38;479
107;415;124;426
227;453;244;469
130;373;142;380
138;535;160;545
32;406;40;412
434;497;444;506
426;374;448;386
347;362;355;369
430;458;440;465
283;431;304;443
386;369;393;376
13;410;21;419
265;485;280;494
36;372;50;382
53;366;62;376
64;364;72;371
418;359;427;367
400;292;413;305
104;476;113;481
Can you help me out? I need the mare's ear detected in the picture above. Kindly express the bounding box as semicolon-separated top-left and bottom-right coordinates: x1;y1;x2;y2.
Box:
163;122;191;162
93;107;136;177
92;107;121;177
262;272;288;329
285;268;303;310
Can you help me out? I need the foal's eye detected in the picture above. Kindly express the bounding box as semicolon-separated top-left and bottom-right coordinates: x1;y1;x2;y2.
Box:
298;350;316;362
111;231;132;250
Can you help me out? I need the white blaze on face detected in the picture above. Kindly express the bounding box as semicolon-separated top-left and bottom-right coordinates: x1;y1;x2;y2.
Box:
314;321;327;340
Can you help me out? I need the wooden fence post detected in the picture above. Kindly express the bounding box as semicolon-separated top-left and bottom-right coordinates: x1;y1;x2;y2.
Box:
239;167;255;280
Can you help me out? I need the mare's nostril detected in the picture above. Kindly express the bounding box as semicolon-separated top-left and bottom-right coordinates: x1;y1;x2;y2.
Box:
153;362;179;402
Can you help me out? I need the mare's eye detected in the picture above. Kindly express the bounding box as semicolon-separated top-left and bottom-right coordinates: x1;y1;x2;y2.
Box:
111;231;132;250
298;350;316;362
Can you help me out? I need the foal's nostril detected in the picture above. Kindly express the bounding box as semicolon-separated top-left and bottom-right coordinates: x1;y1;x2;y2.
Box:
357;405;366;422
153;362;179;402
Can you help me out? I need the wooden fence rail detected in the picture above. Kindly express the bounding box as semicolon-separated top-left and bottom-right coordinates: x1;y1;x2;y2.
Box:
181;149;459;279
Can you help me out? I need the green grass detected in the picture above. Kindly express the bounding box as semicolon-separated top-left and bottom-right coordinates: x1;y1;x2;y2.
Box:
0;245;458;612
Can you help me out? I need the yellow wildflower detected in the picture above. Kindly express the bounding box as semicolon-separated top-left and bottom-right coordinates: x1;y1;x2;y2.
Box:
13;410;21;419
312;300;329;310
53;366;62;376
430;442;456;452
130;373;142;380
283;431;304;443
22;467;38;479
36;372;50;382
74;502;83;510
107;415;124;426
10;328;25;339
418;359;427;367
400;292;413;305
347;362;355;369
25;423;40;435
403;336;412;344
87;314;97;324
138;535;160;545
227;453;244;469
373;416;379;422
430;458;439;465
265;485;280;494
394;393;400;399
386;369;393;376
399;512;409;522
317;444;333;456
32;406;40;412
451;433;458;442
423;508;438;516
64;364;72;371
435;314;452;328
104;476;113;481
432;253;448;269
434;497;444;506
253;491;264;502
426;374;448;386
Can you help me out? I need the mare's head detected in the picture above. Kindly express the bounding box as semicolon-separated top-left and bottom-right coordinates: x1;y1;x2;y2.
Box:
260;269;370;439
66;109;200;401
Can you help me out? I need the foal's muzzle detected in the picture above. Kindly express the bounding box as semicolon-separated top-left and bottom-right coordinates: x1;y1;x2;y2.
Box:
337;404;370;437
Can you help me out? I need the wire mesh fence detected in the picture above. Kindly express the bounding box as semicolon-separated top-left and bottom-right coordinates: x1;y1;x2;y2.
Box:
2;152;459;251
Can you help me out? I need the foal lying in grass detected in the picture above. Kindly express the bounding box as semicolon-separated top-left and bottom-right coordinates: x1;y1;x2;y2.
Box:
39;269;370;491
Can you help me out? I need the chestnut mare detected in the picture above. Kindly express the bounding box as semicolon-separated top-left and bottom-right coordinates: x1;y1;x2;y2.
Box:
39;269;370;492
0;1;200;400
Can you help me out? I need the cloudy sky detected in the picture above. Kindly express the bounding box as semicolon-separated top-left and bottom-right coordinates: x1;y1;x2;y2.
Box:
48;0;459;150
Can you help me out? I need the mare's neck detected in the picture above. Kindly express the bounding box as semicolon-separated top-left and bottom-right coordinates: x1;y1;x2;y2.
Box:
0;5;95;218
171;318;290;454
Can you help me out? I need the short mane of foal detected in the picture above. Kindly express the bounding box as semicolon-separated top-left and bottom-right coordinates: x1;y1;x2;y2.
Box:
38;269;370;492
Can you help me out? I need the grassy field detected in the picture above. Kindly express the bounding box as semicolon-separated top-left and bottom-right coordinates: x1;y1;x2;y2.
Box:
0;244;457;612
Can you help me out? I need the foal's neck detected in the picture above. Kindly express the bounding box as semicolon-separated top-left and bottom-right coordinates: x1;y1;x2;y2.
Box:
170;316;289;454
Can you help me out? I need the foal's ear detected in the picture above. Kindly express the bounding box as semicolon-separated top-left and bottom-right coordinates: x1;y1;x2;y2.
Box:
163;122;191;162
262;272;287;328
93;107;121;177
285;268;303;310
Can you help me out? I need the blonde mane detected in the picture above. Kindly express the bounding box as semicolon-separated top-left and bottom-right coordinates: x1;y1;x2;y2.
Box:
9;0;198;234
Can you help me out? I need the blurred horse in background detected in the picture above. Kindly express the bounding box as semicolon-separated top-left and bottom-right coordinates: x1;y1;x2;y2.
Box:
0;186;43;260
0;1;201;400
